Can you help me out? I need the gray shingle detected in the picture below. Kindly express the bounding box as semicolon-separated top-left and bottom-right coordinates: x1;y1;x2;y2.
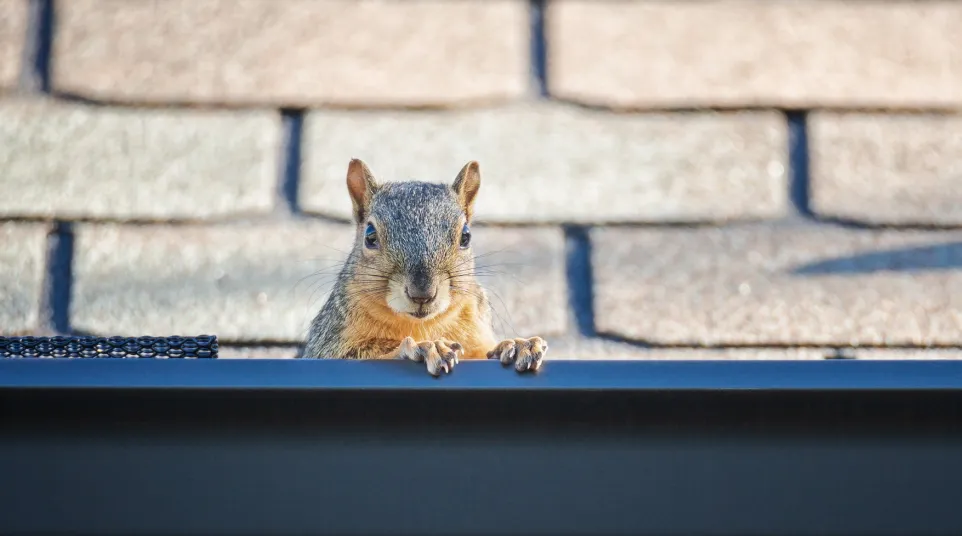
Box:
219;346;299;359
71;221;356;342
852;349;962;360
0;222;49;335
51;0;528;107
71;222;567;343
546;335;828;360
0;98;280;221
549;1;962;109
0;0;27;91
472;226;569;339
300;103;788;224
810;112;962;226
592;223;962;346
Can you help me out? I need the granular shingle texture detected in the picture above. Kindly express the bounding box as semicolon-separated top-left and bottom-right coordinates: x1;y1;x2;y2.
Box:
549;0;962;109
51;0;528;107
71;221;357;342
0;98;280;221
592;223;962;346
218;346;299;359
0;223;49;335
70;222;567;343
3;0;962;362
301;103;788;224
547;335;828;360
470;226;569;338
810;112;962;226
0;0;27;90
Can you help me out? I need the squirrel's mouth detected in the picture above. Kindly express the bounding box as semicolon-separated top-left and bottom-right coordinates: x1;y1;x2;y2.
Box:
403;303;443;321
386;279;449;321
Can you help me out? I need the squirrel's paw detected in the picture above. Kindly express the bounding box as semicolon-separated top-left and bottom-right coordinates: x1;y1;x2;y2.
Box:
487;337;548;373
398;336;463;377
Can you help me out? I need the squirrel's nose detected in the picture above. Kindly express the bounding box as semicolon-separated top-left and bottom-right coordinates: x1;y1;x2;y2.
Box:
405;286;436;305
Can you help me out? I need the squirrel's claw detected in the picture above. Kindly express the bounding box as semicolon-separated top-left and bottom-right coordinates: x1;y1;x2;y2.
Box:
399;336;463;377
487;337;548;373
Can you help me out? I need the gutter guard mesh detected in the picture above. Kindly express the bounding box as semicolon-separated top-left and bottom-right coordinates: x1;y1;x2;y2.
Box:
0;335;218;359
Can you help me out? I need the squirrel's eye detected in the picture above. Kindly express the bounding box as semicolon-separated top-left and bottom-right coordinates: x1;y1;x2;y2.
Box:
459;223;471;249
364;223;378;249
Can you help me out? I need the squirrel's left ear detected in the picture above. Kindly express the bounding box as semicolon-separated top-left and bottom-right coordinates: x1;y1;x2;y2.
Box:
452;161;481;221
346;158;379;224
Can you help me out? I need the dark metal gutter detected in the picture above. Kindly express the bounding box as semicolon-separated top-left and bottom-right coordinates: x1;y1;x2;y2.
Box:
2;358;962;536
3;357;962;390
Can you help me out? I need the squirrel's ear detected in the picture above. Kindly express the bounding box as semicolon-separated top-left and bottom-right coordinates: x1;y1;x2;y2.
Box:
346;158;378;223
452;161;481;221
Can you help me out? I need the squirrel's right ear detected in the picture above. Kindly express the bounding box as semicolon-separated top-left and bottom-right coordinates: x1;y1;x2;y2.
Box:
452;161;481;221
346;158;379;223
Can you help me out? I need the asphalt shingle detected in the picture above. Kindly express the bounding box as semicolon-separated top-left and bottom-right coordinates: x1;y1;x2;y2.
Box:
300;103;788;224
853;349;962;360
592;222;962;346
0;0;27;91
471;226;569;338
71;222;566;343
547;335;828;360
51;0;529;107
810;112;962;226
0;222;49;335
71;221;355;342
218;346;299;359
548;1;962;109
0;98;280;221
3;0;960;363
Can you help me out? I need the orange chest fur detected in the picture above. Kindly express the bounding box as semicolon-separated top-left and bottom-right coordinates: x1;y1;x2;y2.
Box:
341;298;490;357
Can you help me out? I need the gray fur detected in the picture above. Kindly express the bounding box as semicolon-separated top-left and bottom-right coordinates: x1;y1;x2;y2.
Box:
302;247;355;359
372;182;463;284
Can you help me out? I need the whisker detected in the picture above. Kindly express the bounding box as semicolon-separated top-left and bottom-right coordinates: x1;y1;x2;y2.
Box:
449;284;517;338
444;268;524;286
478;283;520;339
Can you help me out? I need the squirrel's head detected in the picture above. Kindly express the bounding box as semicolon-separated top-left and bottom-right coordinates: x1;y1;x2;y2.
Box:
344;158;482;321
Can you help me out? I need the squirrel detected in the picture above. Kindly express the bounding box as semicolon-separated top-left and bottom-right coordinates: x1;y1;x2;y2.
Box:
302;158;548;377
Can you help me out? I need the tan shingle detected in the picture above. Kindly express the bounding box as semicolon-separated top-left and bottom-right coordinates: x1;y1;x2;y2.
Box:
810;112;962;226
0;98;280;221
0;0;28;90
592;223;962;346
0;222;49;335
51;0;529;107
71;222;567;343
300;103;789;224
549;0;962;110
